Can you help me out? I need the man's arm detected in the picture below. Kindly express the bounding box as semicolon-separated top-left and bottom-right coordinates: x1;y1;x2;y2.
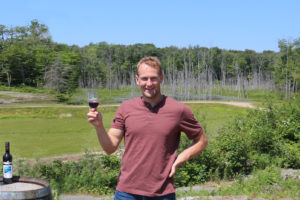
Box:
169;132;208;178
87;108;124;155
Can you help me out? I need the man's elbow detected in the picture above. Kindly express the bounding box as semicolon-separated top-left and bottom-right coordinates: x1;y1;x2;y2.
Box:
202;134;208;147
197;133;208;149
104;147;117;155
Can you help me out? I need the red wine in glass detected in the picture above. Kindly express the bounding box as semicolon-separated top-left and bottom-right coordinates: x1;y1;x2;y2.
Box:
88;92;99;108
88;100;99;108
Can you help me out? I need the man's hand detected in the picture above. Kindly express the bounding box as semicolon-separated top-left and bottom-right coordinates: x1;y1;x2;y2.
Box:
87;108;103;128
169;162;178;178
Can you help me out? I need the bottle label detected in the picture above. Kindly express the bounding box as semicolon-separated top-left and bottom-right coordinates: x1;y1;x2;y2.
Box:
3;161;13;178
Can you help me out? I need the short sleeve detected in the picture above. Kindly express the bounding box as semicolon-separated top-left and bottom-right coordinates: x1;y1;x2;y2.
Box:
179;105;203;140
111;104;125;131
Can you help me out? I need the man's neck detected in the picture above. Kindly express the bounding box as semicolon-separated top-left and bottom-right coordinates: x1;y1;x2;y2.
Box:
143;94;163;107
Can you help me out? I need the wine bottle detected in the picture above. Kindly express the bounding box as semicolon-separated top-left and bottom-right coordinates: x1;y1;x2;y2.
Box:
3;142;13;184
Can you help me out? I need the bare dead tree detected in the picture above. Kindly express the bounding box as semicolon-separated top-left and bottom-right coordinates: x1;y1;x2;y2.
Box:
197;51;202;99
257;55;265;89
106;52;113;96
234;64;241;99
1;66;11;87
183;50;188;100
220;55;226;96
130;66;136;97
285;45;289;99
44;57;67;92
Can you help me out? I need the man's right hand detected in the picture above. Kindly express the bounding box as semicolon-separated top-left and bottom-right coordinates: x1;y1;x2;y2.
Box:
87;108;103;128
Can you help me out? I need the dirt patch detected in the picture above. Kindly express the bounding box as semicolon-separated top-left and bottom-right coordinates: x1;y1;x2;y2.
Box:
0;91;55;104
26;152;101;166
25;149;125;166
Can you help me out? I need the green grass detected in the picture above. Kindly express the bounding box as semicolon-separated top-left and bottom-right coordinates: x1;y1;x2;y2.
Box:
0;103;249;158
0;106;117;158
0;94;14;100
186;103;250;138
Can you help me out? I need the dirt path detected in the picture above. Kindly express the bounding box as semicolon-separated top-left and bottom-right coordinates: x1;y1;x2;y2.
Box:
26;149;126;166
26;153;95;166
182;100;256;108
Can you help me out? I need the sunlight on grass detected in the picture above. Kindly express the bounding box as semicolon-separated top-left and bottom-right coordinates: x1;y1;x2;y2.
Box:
0;103;249;158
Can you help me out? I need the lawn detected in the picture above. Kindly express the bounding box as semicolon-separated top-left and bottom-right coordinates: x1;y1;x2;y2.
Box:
0;103;250;158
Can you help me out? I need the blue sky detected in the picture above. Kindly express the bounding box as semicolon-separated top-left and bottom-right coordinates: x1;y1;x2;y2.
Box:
1;0;300;52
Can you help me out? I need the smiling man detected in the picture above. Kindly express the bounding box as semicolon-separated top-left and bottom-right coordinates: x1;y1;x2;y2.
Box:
135;57;164;106
87;56;208;200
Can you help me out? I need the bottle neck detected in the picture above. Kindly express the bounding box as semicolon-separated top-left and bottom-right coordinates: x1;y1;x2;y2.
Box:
5;146;10;153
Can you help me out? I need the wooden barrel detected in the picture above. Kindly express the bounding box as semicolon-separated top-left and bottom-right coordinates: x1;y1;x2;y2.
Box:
0;176;52;200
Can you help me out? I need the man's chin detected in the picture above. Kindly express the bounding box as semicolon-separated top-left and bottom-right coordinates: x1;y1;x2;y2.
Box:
143;92;156;99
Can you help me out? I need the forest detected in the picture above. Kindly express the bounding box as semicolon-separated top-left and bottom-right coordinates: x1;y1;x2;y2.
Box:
1;20;299;101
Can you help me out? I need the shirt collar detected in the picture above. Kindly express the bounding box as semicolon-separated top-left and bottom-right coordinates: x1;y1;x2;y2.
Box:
140;95;166;112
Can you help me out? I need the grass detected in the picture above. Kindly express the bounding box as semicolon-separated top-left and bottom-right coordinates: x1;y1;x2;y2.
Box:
0;94;14;100
186;103;250;138
0;106;117;158
0;103;249;158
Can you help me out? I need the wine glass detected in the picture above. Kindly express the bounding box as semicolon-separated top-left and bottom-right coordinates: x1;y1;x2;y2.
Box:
88;92;99;108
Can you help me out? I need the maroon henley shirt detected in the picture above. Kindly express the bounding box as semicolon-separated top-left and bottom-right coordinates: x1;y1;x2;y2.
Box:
111;96;203;197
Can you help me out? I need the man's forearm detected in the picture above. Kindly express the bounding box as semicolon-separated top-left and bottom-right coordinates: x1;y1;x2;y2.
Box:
95;125;124;155
177;135;207;164
169;133;208;177
95;126;114;154
88;108;123;154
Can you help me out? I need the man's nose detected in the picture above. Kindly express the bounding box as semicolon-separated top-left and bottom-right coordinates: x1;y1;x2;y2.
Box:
146;79;153;86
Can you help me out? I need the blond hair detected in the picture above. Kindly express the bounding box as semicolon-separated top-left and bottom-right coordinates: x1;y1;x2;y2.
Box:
137;56;162;75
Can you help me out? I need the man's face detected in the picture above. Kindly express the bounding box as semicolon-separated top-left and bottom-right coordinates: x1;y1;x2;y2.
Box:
135;63;164;100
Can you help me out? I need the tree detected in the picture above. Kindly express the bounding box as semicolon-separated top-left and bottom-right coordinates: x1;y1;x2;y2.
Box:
44;56;67;92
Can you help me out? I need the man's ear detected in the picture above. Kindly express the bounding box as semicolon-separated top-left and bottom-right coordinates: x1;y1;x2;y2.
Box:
135;74;140;85
160;73;164;83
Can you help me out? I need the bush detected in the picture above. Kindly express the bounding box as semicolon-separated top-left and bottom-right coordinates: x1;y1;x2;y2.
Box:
218;166;300;199
55;93;71;103
176;97;300;184
14;153;121;195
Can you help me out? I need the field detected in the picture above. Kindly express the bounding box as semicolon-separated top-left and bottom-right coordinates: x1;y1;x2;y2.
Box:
0;103;250;159
1;89;298;199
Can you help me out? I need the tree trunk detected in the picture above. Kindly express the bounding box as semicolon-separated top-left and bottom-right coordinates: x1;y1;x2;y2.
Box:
7;72;11;87
19;61;25;84
285;47;289;99
292;70;296;93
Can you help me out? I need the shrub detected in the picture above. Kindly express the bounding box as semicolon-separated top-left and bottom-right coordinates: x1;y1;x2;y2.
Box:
176;97;300;184
219;166;300;199
14;153;121;195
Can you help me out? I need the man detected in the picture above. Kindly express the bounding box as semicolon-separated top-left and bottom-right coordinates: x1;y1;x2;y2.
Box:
87;56;208;200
